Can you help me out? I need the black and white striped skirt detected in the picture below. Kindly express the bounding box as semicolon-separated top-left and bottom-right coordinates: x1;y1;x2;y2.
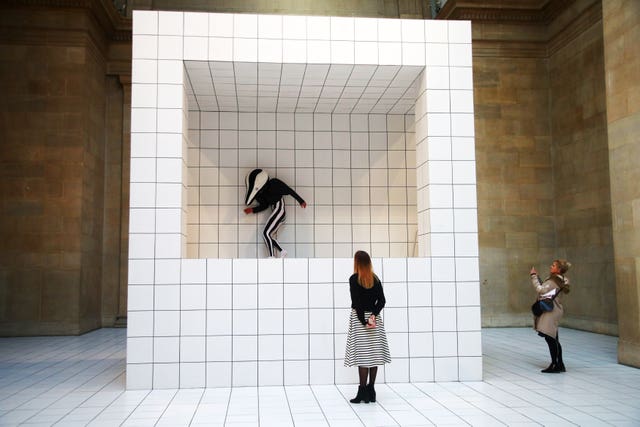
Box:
344;309;391;367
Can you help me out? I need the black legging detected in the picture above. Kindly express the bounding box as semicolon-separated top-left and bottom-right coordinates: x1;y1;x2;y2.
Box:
544;332;563;366
262;198;285;256
358;366;378;386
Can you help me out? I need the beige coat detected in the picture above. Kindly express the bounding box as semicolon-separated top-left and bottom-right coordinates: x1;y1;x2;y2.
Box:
531;274;566;337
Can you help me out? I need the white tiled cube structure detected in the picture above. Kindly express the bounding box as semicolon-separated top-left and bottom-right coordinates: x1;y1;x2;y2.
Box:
128;11;480;389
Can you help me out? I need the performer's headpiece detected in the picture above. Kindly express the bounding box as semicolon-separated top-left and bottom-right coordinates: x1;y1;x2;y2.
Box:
245;169;268;205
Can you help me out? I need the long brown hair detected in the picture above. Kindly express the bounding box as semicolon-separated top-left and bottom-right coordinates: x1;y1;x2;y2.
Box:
353;250;374;289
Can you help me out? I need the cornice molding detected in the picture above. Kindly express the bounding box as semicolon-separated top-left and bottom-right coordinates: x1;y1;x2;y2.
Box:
473;40;548;59
438;0;574;25
547;0;602;57
1;0;132;42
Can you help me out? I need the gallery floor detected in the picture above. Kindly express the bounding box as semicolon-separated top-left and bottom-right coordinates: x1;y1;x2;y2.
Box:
1;327;638;426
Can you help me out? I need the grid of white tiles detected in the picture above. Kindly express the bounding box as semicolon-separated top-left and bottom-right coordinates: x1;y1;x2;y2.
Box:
2;328;639;426
185;111;418;259
129;10;480;389
127;258;482;389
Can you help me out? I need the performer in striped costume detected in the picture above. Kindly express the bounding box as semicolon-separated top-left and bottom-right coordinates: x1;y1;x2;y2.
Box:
344;250;391;404
243;169;306;258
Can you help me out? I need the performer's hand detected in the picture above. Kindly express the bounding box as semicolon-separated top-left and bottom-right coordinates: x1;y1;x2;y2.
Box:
243;207;253;214
530;266;537;276
301;202;307;208
366;315;376;329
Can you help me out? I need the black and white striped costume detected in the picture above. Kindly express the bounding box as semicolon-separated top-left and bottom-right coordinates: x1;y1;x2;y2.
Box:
245;172;305;257
344;274;391;367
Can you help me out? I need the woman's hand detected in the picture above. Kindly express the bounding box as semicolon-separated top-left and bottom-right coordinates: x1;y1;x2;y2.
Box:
366;315;376;329
243;207;253;214
301;202;307;208
530;266;537;276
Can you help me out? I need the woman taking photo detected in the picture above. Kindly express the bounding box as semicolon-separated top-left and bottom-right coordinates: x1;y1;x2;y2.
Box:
530;259;571;373
344;250;391;403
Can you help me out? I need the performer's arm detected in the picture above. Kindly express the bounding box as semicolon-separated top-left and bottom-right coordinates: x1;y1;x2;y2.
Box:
276;179;306;206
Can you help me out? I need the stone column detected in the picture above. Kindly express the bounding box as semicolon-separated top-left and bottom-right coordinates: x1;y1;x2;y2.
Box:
602;0;640;368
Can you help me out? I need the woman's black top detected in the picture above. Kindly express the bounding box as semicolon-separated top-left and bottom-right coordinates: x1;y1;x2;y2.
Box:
349;273;386;326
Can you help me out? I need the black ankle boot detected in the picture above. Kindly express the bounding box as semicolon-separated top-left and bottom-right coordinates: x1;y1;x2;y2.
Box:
366;384;376;402
350;386;370;404
554;362;566;372
541;363;558;373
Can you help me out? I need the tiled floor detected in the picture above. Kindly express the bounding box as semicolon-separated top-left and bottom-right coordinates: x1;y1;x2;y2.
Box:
1;328;639;426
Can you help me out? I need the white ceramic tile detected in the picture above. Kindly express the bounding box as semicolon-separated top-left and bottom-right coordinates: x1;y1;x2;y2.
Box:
154;310;180;335
449;67;473;90
283;16;306;39
207;336;232;361
378;18;401;42
425;43;449;66
432;282;456;307
407;258;430;282
449;43;472;67
409;332;433;357
128;234;155;259
284;309;308;334
155;233;182;258
155;259;181;284
154;363;179;388
354;17;377;41
181;336;205;362
433;307;457;332
128;285;154;311
410;357;434;382
308;258;332;283
307;16;330;40
132;35;158;60
454;233;478;257
378;42;402;65
430;233;455;257
456;281;480;306
258;258;283;283
133;10;158;35
425;20;448;43
233;259;257;283
209;13;233;37
258;283;283;309
129;208;156;233
283;259;307;283
158;11;183;35
127;311;153;337
282;361;309;386
408;306;432;332
258;309;283;334
457;330;481;356
453;184;477;208
233;361;258;386
233;284;257;309
206;362;232;387
154;337;180;363
457;306;481;332
126;363;153;389
180;362;206;388
259;361;284;386
284;283;308;309
309;360;335;384
234;38;258;62
207;310;232;335
458;356;482;381
158;35;183;60
434;356;458;381
207;284;231;309
132;59;158;84
184;36;207;60
402;42;426;66
308;283;333;308
233;309;258;335
181;285;206;310
386;358;409;382
433;332;457;357
309;308;333;333
208;37;233;61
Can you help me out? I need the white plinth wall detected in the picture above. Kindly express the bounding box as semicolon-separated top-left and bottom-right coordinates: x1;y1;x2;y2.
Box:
127;11;480;389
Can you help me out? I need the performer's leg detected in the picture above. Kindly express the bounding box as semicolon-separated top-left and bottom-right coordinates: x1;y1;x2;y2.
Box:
262;199;286;256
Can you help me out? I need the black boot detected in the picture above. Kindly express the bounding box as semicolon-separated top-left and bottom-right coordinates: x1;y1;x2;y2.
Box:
554;362;566;372
366;384;376;402
350;386;370;404
541;363;558;373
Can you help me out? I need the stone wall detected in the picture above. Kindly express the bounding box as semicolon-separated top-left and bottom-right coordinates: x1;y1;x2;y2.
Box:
549;3;616;334
602;0;640;367
0;1;130;335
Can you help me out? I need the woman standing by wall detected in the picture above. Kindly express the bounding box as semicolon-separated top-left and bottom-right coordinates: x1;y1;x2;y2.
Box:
345;251;391;403
530;259;571;373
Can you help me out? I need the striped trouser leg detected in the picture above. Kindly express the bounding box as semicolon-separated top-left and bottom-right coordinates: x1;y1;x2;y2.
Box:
262;198;286;257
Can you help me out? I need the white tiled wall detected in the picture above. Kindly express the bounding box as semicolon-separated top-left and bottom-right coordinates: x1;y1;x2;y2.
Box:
128;10;480;389
186;112;417;259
